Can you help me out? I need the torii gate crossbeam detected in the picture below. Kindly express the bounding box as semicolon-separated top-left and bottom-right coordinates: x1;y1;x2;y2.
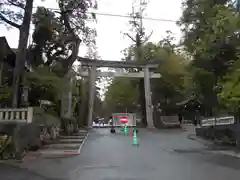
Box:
78;71;161;78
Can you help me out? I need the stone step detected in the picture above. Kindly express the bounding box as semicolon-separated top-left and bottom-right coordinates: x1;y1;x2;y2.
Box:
29;149;80;157
44;143;80;150
73;132;87;136
79;129;88;132
59;135;86;139
45;139;84;144
59;139;84;143
59;129;88;135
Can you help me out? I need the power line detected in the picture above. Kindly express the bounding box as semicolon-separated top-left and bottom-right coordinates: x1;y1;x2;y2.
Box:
32;6;177;22
91;12;177;22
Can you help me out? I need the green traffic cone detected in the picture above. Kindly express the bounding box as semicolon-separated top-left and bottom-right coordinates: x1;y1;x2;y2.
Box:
121;125;124;131
124;125;128;135
132;128;139;146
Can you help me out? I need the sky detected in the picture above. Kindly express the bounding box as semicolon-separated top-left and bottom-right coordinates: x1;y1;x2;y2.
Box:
1;0;182;60
0;0;183;98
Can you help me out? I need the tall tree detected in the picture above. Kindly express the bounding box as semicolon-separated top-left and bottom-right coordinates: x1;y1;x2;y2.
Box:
0;0;34;107
179;0;240;115
29;1;97;122
29;1;97;75
1;0;97;107
124;0;153;126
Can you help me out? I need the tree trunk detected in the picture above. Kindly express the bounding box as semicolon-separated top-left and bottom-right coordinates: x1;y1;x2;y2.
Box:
135;33;147;126
60;72;73;119
139;79;147;126
12;125;22;160
10;0;34;161
78;78;89;126
12;0;34;108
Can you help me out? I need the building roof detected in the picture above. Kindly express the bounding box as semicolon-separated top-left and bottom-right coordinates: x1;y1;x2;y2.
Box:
175;97;202;106
0;36;16;67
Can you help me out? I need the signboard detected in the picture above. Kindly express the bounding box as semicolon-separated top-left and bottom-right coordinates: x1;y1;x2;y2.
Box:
120;116;128;123
111;113;136;127
113;115;119;121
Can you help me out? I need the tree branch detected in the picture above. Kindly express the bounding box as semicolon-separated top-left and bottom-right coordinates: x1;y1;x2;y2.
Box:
58;1;75;35
6;0;25;9
124;33;136;42
0;14;21;29
143;30;153;44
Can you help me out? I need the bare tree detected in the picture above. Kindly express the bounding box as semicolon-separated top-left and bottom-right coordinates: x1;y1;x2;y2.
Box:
124;0;152;126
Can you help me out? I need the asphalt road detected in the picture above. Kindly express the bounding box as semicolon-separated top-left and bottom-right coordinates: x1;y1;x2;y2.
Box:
2;127;240;180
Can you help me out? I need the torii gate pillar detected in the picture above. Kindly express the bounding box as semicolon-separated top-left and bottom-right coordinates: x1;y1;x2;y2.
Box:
144;66;154;128
88;65;97;128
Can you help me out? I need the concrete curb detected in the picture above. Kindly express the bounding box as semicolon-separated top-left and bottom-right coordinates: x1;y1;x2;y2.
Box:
77;132;89;154
211;150;240;158
0;159;23;166
61;132;89;155
187;134;215;146
187;134;240;158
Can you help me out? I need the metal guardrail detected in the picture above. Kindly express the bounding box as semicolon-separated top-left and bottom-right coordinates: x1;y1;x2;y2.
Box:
201;116;235;127
0;107;33;123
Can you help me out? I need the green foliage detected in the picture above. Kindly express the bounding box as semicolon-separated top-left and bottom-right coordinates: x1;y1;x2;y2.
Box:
106;40;191;114
25;66;67;102
26;66;66;90
123;42;168;64
29;0;98;75
152;49;191;105
158;53;191;94
218;59;240;111
104;78;139;112
123;40;191;102
179;0;240;114
1;0;98;110
0;86;12;101
180;0;240;62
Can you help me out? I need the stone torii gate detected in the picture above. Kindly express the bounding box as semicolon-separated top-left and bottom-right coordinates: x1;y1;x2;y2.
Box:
77;57;161;128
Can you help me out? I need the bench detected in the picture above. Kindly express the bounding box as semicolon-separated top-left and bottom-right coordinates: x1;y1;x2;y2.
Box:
0;107;33;124
157;115;181;128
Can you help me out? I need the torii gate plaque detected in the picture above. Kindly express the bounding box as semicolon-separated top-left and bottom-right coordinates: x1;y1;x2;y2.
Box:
77;57;161;128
